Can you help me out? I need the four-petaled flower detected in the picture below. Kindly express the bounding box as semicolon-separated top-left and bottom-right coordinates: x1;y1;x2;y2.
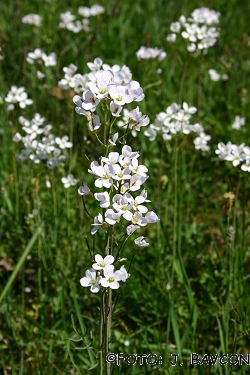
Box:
80;268;102;293
92;254;114;270
100;265;123;289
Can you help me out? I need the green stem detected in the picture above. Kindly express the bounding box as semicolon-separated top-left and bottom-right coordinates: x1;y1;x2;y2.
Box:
178;57;188;104
105;288;112;375
171;136;179;289
99;292;104;375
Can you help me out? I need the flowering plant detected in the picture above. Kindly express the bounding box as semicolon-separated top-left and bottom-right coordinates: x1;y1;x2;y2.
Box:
167;7;220;55
144;102;211;151
72;57;159;374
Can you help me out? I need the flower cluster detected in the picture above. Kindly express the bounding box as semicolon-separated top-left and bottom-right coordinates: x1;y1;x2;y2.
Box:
144;102;211;151
231;116;245;130
167;7;220;54
5;86;33;110
208;69;228;82
26;48;57;67
136;46;167;61
216;142;250;172
58;63;88;93
190;7;220;25
80;255;129;293
58;11;90;33
78;4;105;17
59;58;133;96
58;5;104;33
117;107;150;137
70;58;146;131
22;14;41;26
13;113;72;169
79;145;159;237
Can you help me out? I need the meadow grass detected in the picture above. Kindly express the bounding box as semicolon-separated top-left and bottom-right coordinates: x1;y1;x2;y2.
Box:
0;0;250;374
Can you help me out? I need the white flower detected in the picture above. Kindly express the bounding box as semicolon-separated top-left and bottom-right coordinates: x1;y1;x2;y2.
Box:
241;159;250;172
136;46;167;61
134;236;149;247
90;4;105;16
55;135;73;149
87;57;103;71
108;132;119;146
108;85;134;106
116;265;130;282
133;194;148;213
42;52;57;67
16;92;33;108
232;116;245;130
166;33;177;43
110;102;123;117
129;173;148;191
81;90;100;111
90;164;115;188
37;71;45;79
78;184;90;195
105;209;121;225
94;192;110;208
170;22;181;33
215;142;233;160
225;145;245;166
80;268;102;293
22;14;41;26
92;254;114;270
61;174;79;188
145;211;160;223
190;7;220;25
13;132;22;142
91;213;105;235
144;124;158;141
183;102;197;114
112;194;133;219
126;224;140;235
100;265;122;289
208;69;221;81
130;212;147;226
187;43;196;52
193;132;211;151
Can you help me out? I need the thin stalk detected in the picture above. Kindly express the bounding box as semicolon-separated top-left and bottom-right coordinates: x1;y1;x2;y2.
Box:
105;288;112;375
104;225;115;375
13;154;19;222
0;225;43;303
178;57;189;104
99;292;105;375
197;55;204;116
171;136;179;289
